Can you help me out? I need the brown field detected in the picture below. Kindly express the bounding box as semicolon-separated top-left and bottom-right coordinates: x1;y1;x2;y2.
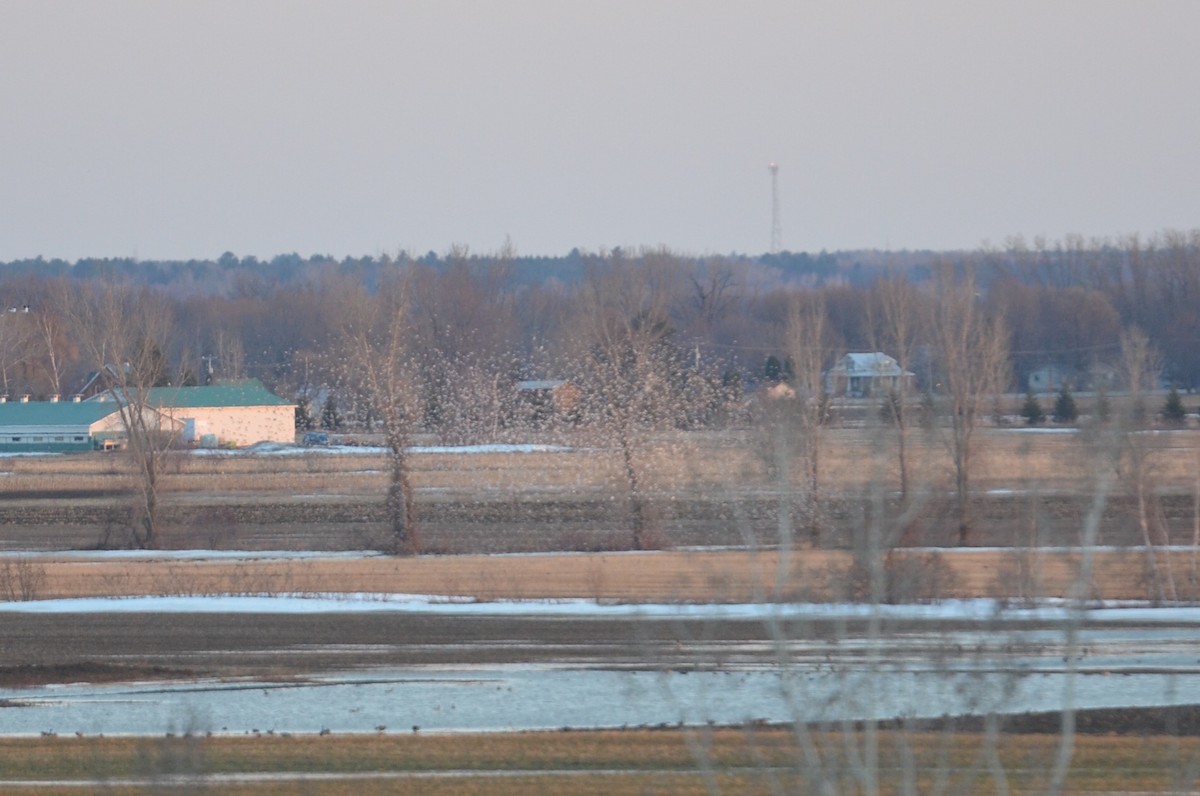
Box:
9;547;1198;603
2;426;1200;553
3;426;1200;608
0;725;1198;795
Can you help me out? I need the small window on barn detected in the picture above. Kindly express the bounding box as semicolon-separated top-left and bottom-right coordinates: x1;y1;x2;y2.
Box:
32;436;43;442
54;436;65;442
74;436;85;442
10;436;20;442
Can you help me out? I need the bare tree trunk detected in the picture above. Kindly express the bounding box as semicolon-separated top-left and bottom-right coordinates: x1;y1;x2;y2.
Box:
37;310;64;396
618;423;645;551
955;446;971;546
386;448;418;555
1192;461;1200;598
138;451;159;549
784;295;832;546
805;432;821;546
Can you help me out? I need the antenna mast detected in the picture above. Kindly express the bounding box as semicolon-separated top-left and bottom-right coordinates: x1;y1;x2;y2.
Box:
769;162;782;254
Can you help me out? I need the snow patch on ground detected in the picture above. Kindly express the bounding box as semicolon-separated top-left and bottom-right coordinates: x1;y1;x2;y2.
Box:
190;443;573;457
2;593;1198;624
1000;427;1079;434
0;549;385;561
5;545;1199;562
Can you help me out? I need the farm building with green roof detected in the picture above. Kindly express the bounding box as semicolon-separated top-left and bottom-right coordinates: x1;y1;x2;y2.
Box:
87;380;295;448
0;397;126;452
0;380;295;453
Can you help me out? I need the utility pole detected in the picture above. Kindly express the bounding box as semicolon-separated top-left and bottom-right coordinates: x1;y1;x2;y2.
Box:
200;355;216;385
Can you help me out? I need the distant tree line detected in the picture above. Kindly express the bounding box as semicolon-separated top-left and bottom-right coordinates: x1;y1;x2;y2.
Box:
3;232;1199;402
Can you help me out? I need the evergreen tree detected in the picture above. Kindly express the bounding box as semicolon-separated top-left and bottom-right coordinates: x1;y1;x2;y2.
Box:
1021;389;1045;426
1162;386;1187;425
320;394;342;430
295;395;315;431
1052;384;1078;424
763;355;783;383
781;356;795;384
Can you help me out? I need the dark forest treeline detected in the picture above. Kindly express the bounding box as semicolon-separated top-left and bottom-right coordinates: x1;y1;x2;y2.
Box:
1;230;1199;413
0;247;855;293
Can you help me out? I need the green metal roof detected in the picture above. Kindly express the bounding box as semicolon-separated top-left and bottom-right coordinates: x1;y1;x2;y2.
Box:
0;400;120;427
145;379;293;409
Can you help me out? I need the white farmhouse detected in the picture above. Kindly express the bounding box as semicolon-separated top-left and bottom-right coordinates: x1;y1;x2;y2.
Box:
824;353;914;398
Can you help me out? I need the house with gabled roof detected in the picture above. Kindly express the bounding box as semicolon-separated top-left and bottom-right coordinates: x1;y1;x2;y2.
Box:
514;379;582;426
824;352;914;398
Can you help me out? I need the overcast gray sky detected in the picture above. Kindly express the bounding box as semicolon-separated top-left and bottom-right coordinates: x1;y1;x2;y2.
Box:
2;1;1198;262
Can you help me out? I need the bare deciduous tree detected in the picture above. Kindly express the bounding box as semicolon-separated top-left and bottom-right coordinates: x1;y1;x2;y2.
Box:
35;306;68;397
782;293;833;546
337;270;422;554
1119;326;1158;428
0;304;38;397
1115;327;1176;598
680;258;739;341
929;263;1009;545
67;283;177;548
576;250;688;550
870;272;922;503
212;328;246;382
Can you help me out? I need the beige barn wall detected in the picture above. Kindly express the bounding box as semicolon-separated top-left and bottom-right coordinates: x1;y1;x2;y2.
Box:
89;412;127;435
165;406;295;446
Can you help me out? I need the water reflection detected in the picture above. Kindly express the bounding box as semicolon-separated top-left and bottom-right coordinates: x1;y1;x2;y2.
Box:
3;662;1199;736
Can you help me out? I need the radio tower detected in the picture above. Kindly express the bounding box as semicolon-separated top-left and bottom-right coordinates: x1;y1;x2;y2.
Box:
769;162;782;254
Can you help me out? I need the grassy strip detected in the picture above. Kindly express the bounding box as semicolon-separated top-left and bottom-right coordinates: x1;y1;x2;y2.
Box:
15;547;1193;602
0;774;810;796
0;727;1198;794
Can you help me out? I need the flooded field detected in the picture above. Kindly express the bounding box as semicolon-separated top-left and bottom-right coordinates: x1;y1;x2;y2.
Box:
4;664;1200;737
4;600;1200;736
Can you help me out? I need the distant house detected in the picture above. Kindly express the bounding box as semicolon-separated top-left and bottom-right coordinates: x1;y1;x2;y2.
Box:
75;366;124;400
824;353;913;398
1088;363;1121;392
89;379;295;447
514;379;581;426
1027;363;1072;394
0;395;127;452
763;382;796;401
